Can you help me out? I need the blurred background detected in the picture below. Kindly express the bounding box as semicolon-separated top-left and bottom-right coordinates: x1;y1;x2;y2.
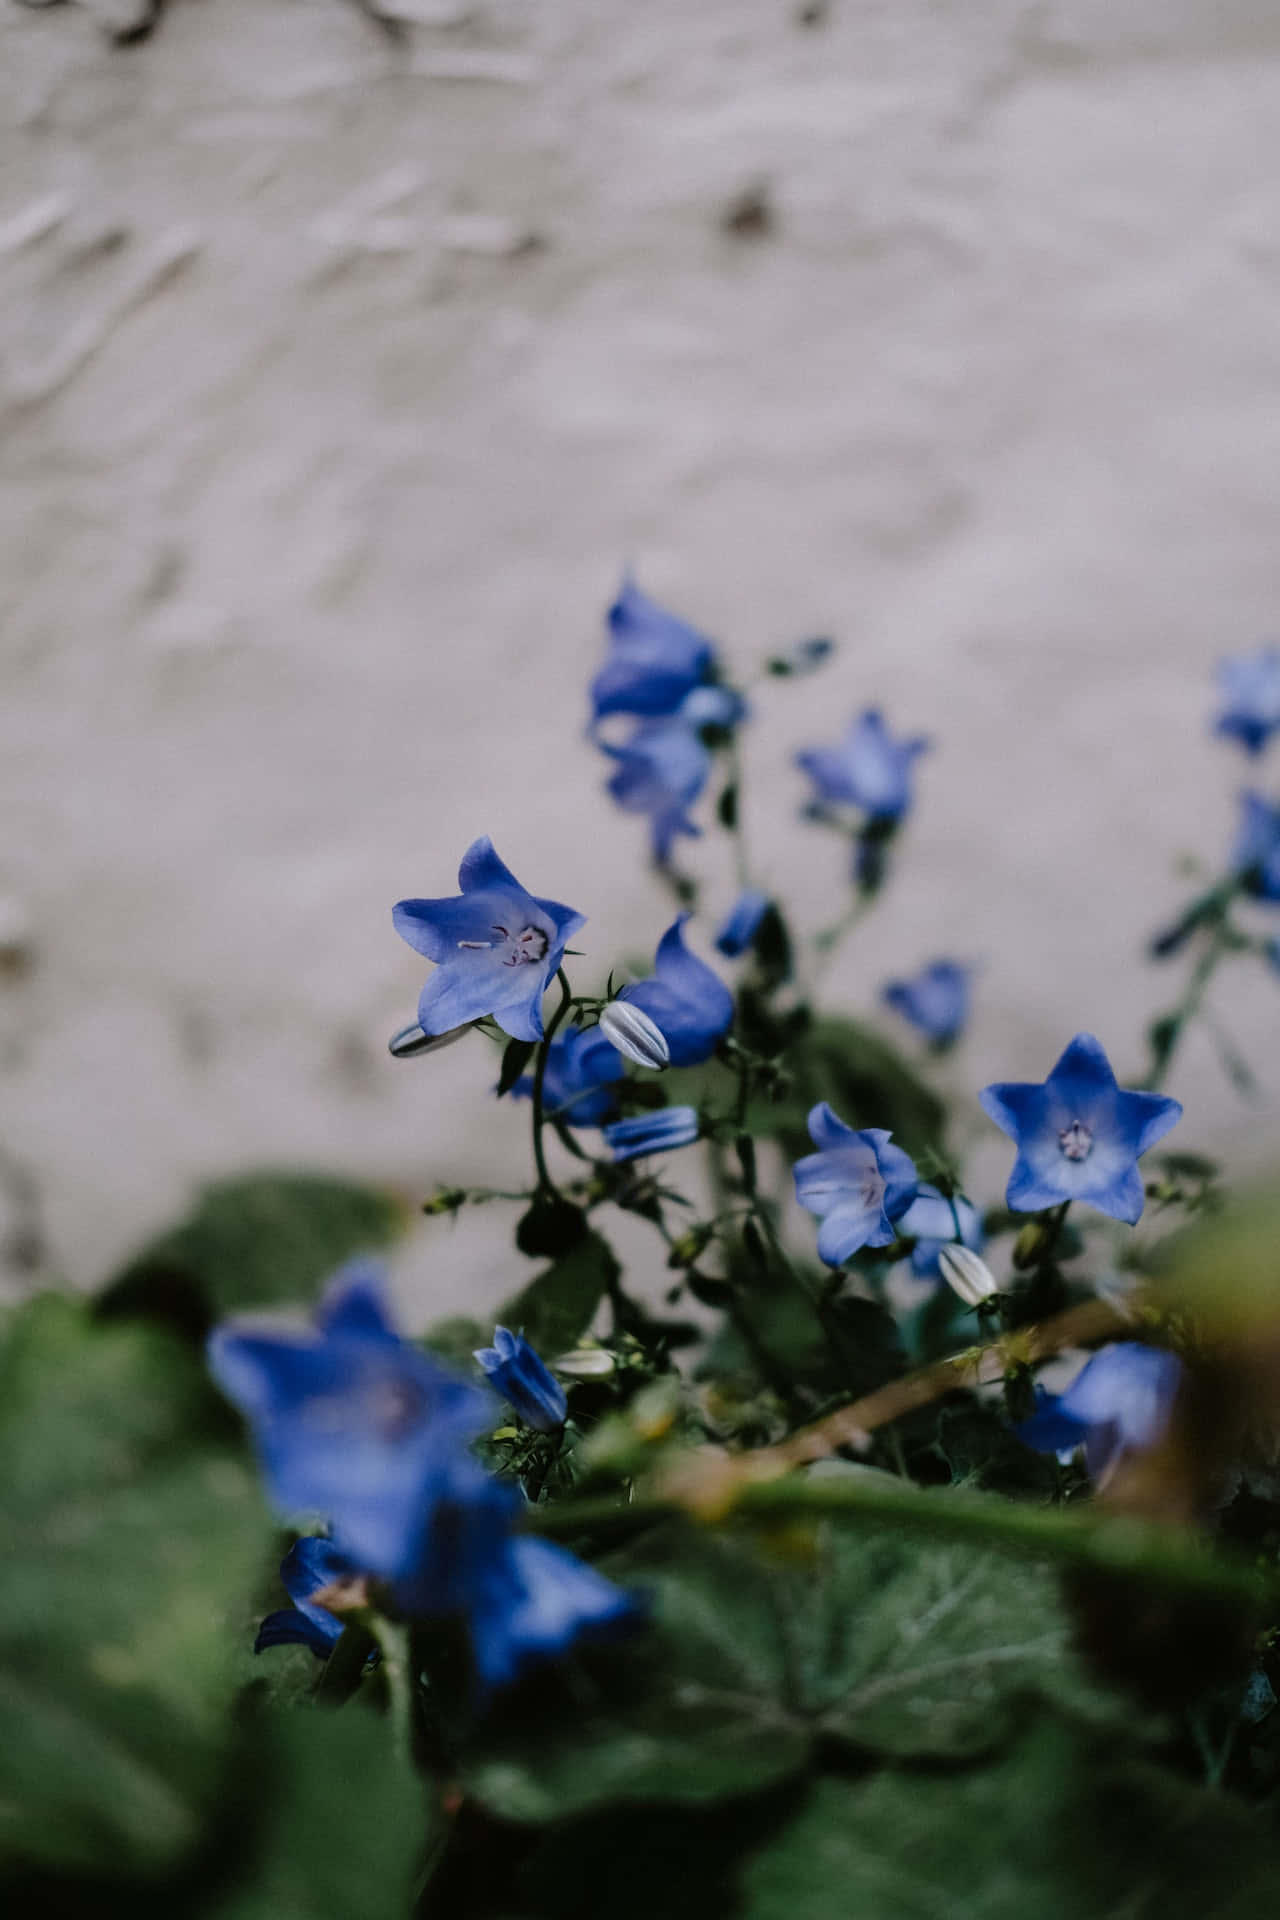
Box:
3;0;1279;1317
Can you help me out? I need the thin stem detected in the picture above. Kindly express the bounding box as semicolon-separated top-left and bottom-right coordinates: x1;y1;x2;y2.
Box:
723;734;752;890
1144;902;1237;1092
530;968;574;1194
371;1615;416;1769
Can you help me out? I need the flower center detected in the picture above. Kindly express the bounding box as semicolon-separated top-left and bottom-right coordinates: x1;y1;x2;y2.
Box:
1058;1120;1093;1162
457;923;550;967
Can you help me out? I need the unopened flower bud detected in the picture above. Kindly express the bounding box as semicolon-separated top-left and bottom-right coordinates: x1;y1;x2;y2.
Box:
388;1020;472;1060
552;1347;616;1379
938;1244;999;1308
599;1001;670;1070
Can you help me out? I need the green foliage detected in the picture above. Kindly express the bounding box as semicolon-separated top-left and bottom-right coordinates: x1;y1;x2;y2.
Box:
751;1015;948;1160
499;1229;619;1354
97;1173;407;1340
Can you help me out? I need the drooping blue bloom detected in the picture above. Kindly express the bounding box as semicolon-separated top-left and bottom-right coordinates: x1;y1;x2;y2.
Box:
603;1105;700;1162
882;961;972;1047
393;837;585;1044
510;1026;625;1127
715;889;771;958
1232;792;1280;902
474;1327;567;1432
979;1033;1182;1225
469;1536;642;1692
1018;1342;1181;1481
897;1184;984;1279
793;1103;919;1267
617;915;734;1067
1214;645;1280;756
254;1534;365;1659
600;715;710;863
590;579;717;724
796;709;930;824
208;1260;496;1594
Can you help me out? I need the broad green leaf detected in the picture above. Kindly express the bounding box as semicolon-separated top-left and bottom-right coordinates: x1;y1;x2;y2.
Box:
0;1294;272;1878
499;1229;619;1355
97;1172;407;1337
751;1015;946;1160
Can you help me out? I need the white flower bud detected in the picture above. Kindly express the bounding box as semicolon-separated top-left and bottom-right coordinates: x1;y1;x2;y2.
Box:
388;1020;473;1059
551;1347;616;1378
938;1243;999;1308
598;1000;670;1070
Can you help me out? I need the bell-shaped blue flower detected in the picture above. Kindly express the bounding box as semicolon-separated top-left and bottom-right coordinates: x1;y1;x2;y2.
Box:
254;1534;366;1659
715;888;771;958
1018;1342;1181;1481
979;1033;1181;1225
1233;792;1280;902
600;715;710;863
469;1536;642;1692
796;709;930;824
590;579;716;723
616;915;734;1067
603;1105;699;1162
793;1103;918;1266
208;1260;496;1594
897;1184;984;1278
882;960;972;1047
474;1327;567;1432
1214;645;1280;756
510;1026;625;1127
393;837;585;1044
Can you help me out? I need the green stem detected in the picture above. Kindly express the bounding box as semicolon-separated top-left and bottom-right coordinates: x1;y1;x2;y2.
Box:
531;968;574;1194
1144;902;1237;1092
313;1617;378;1706
371;1615;416;1769
723;734;752;890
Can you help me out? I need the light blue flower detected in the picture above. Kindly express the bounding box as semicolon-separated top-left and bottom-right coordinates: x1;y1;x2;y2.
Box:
254;1534;364;1659
510;1027;625;1127
793;1102;919;1266
715;889;771;958
474;1326;567;1432
1214;645;1280;757
617;915;734;1067
600;714;710;863
882;960;972;1047
979;1033;1182;1224
603;1105;700;1162
796;709;930;823
590;578;717;723
897;1184;984;1278
1233;792;1280;902
393;836;585;1043
468;1536;642;1692
1018;1342;1181;1480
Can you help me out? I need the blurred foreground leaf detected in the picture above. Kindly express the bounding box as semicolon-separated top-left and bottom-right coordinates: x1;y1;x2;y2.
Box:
751;1015;947;1160
499;1229;619;1355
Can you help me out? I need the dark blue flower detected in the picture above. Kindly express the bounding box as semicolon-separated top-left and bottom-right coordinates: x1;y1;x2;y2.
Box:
474;1327;567;1432
255;1534;365;1659
897;1185;984;1278
510;1026;625;1127
469;1536;642;1692
1214;645;1280;756
796;709;930;823
590;579;716;723
715;889;771;958
603;1105;700;1162
882;960;972;1047
617;915;734;1066
979;1033;1181;1224
793;1103;918;1266
393;837;585;1044
1233;792;1280;902
1018;1342;1181;1480
208;1260;495;1593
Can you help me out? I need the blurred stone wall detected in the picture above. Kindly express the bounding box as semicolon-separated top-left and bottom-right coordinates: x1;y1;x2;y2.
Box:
2;0;1279;1311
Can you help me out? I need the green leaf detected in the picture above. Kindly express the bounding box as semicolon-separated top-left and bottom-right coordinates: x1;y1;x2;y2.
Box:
0;1294;272;1878
752;1015;946;1160
499;1230;619;1354
97;1172;407;1338
497;1037;537;1098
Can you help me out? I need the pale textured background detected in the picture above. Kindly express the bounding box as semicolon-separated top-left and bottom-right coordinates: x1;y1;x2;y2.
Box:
2;0;1279;1315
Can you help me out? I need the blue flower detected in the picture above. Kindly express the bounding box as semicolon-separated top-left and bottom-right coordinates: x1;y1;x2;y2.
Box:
979;1033;1181;1224
393;837;585;1044
208;1260;495;1594
897;1184;984;1278
1018;1342;1181;1480
1233;792;1280;902
1214;645;1280;756
590;579;716;723
796;709;930;823
715;889;771;958
793;1103;918;1266
882;960;972;1047
511;1027;625;1127
469;1536;642;1692
474;1326;567;1432
603;1105;700;1162
617;915;734;1066
600;715;710;863
254;1534;365;1659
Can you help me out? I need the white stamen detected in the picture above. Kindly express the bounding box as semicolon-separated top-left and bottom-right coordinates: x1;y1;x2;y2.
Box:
457;939;493;950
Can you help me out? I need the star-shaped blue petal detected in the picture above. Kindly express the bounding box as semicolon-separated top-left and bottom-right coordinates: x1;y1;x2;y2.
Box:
796;709;930;824
793;1102;918;1266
